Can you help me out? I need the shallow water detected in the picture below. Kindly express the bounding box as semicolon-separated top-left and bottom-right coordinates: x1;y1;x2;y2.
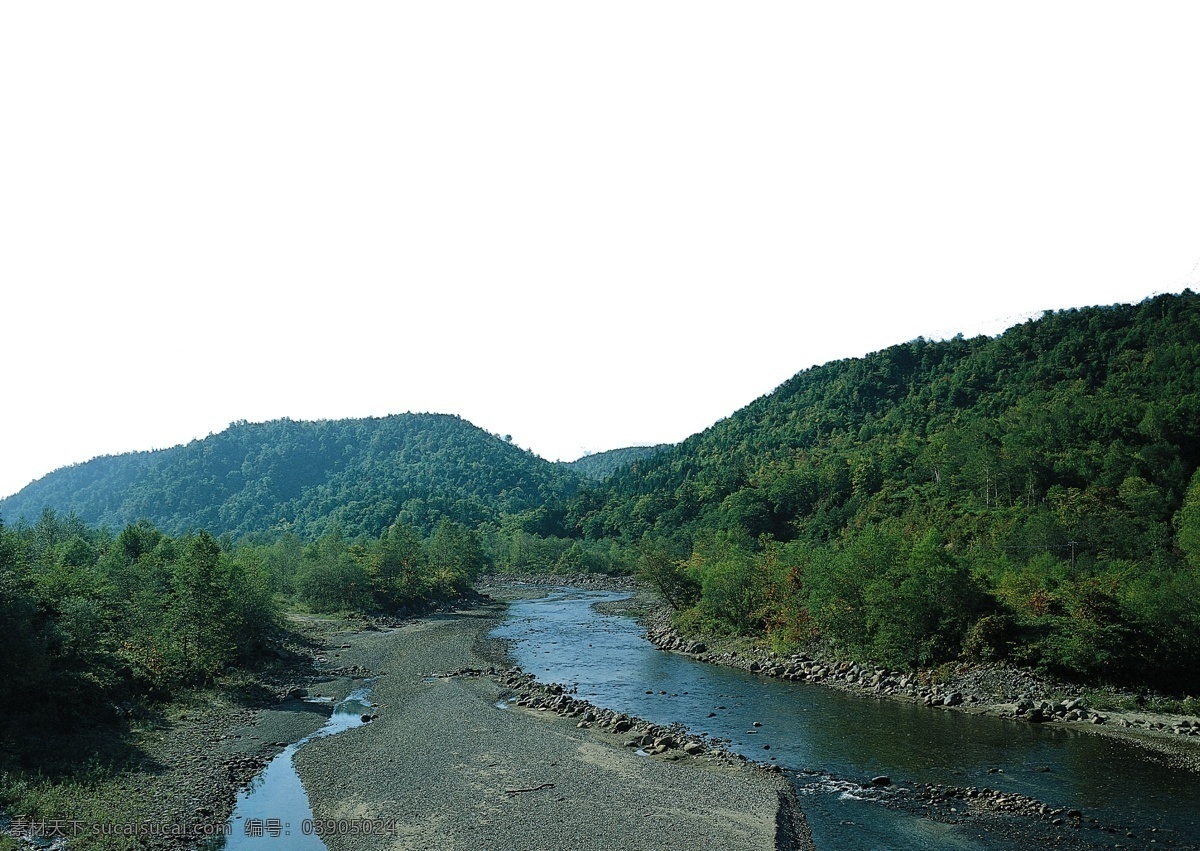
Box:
209;683;375;850
490;588;1200;850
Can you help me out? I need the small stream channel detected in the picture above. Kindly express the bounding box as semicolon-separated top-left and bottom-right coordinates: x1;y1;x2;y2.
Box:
207;683;376;850
490;588;1200;851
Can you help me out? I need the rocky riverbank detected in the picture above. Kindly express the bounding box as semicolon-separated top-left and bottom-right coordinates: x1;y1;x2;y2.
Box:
2;590;811;851
474;571;638;592
295;599;812;851
639;605;1200;773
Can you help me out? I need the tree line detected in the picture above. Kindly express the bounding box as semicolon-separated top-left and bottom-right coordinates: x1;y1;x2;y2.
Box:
0;507;546;755
0;511;277;746
584;292;1200;693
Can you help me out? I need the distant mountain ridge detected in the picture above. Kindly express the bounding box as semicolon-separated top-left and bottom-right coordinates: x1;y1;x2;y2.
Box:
561;445;672;481
0;413;582;539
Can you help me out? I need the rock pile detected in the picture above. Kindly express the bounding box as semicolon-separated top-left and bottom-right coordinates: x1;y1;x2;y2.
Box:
476;572;638;592
434;666;780;772
909;781;1078;820
322;663;373;678
1012;697;1106;724
1118;716;1200;736
644;620;930;700
642;609;1126;730
889;782;1164;842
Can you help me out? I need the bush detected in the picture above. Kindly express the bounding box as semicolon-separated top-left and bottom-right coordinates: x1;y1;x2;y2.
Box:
963;613;1016;661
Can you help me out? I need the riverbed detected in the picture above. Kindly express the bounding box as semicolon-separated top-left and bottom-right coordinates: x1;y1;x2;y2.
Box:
490;587;1200;850
212;683;376;850
290;606;800;850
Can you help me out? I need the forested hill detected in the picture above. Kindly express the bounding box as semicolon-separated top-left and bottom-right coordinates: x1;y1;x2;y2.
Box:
568;291;1200;545
564;291;1200;689
561;445;672;481
0;414;583;539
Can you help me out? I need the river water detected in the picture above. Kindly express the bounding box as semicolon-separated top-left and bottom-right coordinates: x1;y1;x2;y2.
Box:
490;588;1200;850
209;683;376;850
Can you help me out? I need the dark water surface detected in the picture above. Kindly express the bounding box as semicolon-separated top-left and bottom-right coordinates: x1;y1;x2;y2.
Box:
490;588;1200;850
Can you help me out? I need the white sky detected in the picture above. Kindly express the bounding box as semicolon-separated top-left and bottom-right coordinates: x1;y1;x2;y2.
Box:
3;3;1199;500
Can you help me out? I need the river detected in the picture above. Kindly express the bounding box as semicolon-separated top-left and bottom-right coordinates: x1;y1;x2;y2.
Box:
209;683;376;850
489;587;1200;850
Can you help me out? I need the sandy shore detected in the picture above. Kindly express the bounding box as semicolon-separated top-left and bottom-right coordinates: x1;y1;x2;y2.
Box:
293;602;811;851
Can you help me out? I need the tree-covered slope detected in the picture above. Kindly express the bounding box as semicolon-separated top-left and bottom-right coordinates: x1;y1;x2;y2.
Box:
570;292;1200;546
1;414;583;539
561;445;672;481
567;291;1200;689
0;449;168;515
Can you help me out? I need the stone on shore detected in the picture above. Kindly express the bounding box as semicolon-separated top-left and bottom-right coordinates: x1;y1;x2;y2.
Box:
295;607;812;851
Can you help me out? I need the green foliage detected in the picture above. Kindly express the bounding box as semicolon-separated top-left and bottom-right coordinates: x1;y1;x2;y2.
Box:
481;523;633;575
1176;468;1200;569
801;523;959;666
689;537;766;635
1;413;583;540
875;529;986;668
286;517;490;612
1037;576;1142;681
426;519;485;595
0;515;281;759
563;292;1200;691
0;544;54;722
295;529;370;612
0;760;129;851
224;547;277;655
962;613;1016;662
170;532;235;678
635;537;700;609
562;445;672;481
367;520;428;607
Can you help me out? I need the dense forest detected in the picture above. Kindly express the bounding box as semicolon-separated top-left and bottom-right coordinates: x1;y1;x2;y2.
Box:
562;445;672;481
0;512;276;742
0;508;491;758
0;414;582;540
564;292;1200;692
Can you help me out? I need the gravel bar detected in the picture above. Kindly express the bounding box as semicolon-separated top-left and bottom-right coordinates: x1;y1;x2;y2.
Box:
295;604;811;851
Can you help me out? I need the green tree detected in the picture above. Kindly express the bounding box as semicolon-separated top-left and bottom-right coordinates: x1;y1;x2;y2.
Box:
367;520;427;607
0;523;53;728
225;547;279;655
1176;469;1200;569
170;531;234;680
426;519;485;594
866;529;984;668
296;528;369;612
690;537;765;635
636;536;700;609
114;519;164;564
552;541;585;574
806;525;898;656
